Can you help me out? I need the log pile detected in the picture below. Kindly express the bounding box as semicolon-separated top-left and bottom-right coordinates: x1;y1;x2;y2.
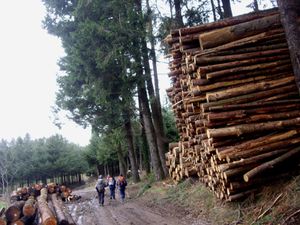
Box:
165;8;300;201
1;184;77;225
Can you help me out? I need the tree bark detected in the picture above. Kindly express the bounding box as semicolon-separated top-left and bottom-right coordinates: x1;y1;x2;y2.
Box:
22;197;36;217
174;0;184;28
117;144;127;177
221;0;233;18
37;188;57;225
123;109;140;182
211;0;217;21
277;0;300;93
138;92;165;180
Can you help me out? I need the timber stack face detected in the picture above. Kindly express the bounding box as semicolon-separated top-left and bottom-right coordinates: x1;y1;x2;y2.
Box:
0;184;77;225
164;8;300;201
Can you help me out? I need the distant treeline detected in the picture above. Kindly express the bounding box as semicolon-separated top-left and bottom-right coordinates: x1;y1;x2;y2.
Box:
0;134;88;193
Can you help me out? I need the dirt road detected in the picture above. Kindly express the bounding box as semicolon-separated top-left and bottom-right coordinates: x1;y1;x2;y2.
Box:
67;186;206;225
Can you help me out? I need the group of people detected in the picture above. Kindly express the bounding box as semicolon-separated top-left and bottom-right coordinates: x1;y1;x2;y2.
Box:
95;174;127;206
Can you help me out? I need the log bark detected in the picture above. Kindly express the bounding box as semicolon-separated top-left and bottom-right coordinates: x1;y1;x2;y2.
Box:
243;146;300;182
22;196;36;217
208;99;300;112
217;130;300;159
55;198;75;225
197;54;289;76
199;14;281;49
201;84;297;112
37;189;57;225
277;0;300;93
0;219;6;225
5;201;25;222
179;8;277;35
50;194;69;225
218;148;289;172
206;76;294;102
206;59;290;80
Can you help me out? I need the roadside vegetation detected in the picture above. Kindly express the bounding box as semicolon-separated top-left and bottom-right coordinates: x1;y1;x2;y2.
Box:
134;173;300;225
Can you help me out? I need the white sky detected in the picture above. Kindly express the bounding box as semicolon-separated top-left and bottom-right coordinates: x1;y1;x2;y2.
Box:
0;0;274;147
0;0;91;146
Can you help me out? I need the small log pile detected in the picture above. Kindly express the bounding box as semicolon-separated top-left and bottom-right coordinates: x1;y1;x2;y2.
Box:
165;8;300;201
1;183;78;225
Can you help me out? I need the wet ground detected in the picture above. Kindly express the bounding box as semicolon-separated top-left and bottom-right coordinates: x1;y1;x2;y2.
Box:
66;186;207;225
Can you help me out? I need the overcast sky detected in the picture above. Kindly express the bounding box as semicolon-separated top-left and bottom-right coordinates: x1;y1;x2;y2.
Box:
0;0;274;146
0;1;91;146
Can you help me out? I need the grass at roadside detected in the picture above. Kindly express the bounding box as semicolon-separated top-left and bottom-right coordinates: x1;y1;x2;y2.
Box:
134;174;300;225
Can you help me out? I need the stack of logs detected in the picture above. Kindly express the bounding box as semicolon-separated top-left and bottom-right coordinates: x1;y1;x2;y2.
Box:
165;8;300;201
0;183;76;225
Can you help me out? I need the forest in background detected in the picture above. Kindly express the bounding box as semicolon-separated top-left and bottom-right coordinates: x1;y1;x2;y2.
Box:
0;0;277;199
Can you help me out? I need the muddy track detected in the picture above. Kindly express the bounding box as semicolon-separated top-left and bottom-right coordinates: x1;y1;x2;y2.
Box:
66;187;206;225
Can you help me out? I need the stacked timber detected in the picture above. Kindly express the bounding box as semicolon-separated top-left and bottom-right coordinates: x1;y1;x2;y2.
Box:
1;184;77;225
165;8;300;201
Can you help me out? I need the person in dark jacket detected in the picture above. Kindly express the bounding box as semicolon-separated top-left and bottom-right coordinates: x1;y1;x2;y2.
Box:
117;174;127;203
95;175;107;206
107;175;116;199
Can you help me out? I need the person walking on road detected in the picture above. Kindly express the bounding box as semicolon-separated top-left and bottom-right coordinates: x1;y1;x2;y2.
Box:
117;174;127;203
107;175;116;200
95;175;107;206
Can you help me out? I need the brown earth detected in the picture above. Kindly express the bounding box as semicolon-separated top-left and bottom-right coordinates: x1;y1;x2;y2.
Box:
67;185;208;225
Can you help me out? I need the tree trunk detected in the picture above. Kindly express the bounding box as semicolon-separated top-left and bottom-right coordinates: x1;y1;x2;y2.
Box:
139;99;151;174
211;0;217;21
174;0;184;28
138;92;165;180
216;0;224;19
221;0;232;18
253;0;259;12
137;0;168;177
277;0;300;93
123;109;140;182
117;143;127;177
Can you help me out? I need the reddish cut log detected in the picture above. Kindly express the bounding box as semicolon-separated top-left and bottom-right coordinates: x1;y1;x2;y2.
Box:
9;221;24;225
207;117;300;138
5;201;25;222
22;196;36;217
50;194;69;225
199;14;281;49
243;146;300;182
0;218;6;225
